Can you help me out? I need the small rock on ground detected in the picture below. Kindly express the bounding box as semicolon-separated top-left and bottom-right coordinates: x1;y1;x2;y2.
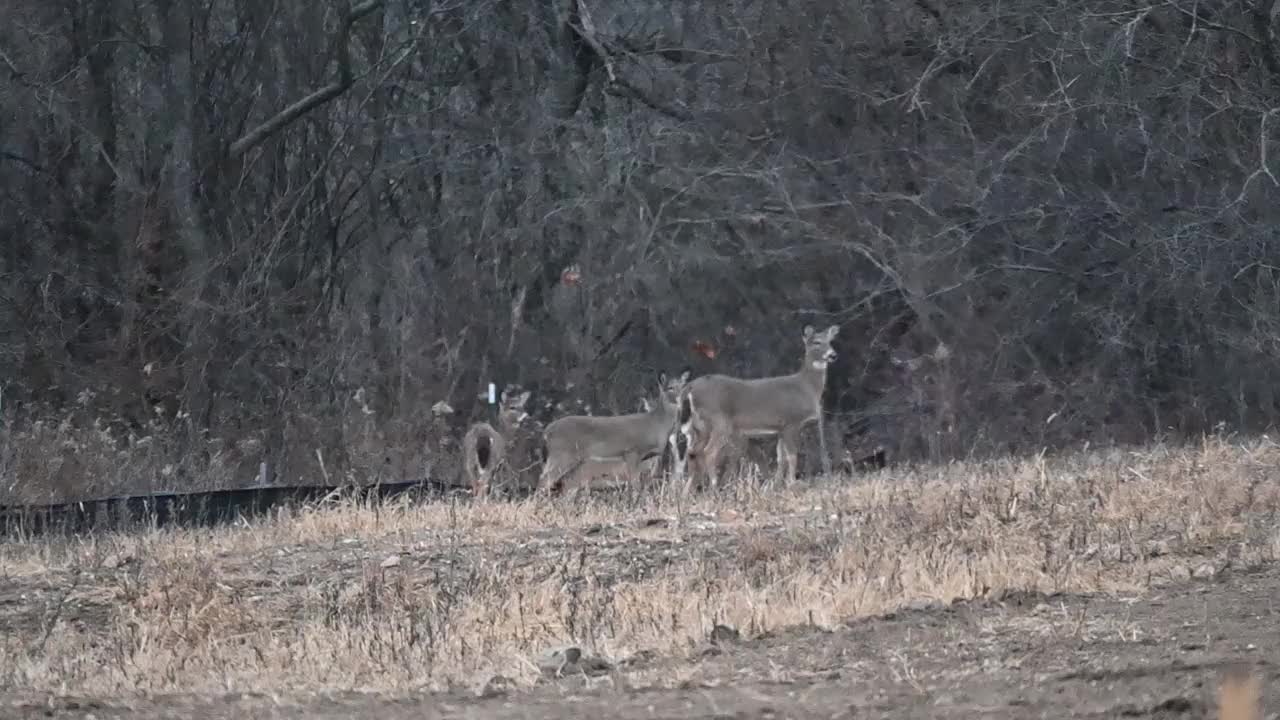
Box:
536;645;613;678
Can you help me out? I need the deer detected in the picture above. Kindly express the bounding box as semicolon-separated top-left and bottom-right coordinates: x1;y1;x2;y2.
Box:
537;369;692;495
678;324;840;490
462;387;532;499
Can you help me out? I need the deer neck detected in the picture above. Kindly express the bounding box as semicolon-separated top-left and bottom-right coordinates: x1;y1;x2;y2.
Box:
497;414;521;436
795;357;829;395
648;398;678;426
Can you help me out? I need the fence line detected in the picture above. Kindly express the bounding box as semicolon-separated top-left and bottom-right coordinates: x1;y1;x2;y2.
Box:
0;478;465;539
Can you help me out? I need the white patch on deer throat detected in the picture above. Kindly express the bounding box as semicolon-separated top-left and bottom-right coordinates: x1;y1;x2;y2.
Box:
811;360;828;370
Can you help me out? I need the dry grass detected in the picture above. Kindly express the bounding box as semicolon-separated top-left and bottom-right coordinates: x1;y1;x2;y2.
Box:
1;436;1278;697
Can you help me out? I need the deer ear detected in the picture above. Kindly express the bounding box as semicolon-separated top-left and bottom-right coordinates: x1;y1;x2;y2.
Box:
802;325;815;340
515;391;531;407
826;324;840;340
678;367;692;384
657;371;668;387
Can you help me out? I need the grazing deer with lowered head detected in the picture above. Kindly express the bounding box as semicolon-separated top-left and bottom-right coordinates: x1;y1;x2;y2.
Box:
538;370;692;494
679;324;840;489
462;387;531;499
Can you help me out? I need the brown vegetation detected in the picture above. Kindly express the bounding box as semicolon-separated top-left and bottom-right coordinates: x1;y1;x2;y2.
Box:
1;437;1276;697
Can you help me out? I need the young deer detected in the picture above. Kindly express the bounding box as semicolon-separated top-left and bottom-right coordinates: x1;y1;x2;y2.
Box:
538;370;692;494
679;324;840;489
462;388;531;499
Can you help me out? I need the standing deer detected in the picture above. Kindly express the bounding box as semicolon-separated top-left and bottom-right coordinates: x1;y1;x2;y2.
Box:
462;387;531;499
538;370;692;494
679;324;840;489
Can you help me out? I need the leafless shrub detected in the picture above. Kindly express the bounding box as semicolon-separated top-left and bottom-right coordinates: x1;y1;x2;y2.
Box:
3;0;1280;497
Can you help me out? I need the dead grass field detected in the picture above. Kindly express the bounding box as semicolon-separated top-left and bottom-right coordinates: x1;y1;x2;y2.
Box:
1;436;1278;716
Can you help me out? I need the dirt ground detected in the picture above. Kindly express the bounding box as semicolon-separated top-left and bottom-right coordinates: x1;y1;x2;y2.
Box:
4;564;1276;719
2;440;1277;719
2;531;1275;718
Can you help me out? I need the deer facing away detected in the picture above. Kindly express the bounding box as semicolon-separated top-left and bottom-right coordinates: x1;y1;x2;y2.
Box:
462;388;531;499
678;324;840;489
538;370;692;494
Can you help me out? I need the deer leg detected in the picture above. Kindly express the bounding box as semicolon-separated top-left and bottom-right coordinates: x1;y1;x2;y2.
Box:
686;427;709;492
620;451;641;489
773;435;788;485
777;428;801;485
470;465;486;498
701;428;727;491
464;460;478;496
717;433;747;485
679;419;706;493
565;460;588;496
682;452;700;495
668;431;686;488
816;411;833;476
563;466;584;500
537;455;564;495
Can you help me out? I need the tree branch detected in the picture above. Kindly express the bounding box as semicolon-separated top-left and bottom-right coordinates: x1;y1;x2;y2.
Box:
545;0;595;120
1170;2;1261;46
228;0;384;158
0;46;24;78
1250;0;1280;78
0;151;47;175
607;76;692;121
569;0;615;83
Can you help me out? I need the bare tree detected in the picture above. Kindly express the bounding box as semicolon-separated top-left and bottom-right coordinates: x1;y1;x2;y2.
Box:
3;0;1280;501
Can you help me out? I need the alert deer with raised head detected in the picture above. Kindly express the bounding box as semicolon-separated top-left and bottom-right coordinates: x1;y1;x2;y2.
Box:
538;370;692;494
678;324;840;489
462;387;532;499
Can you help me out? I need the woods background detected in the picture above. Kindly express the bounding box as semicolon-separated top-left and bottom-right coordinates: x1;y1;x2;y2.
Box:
3;0;1280;501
